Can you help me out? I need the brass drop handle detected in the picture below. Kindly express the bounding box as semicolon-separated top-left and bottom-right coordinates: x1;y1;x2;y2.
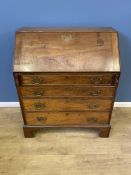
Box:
33;89;44;97
32;76;44;85
88;104;98;109
89;90;102;96
90;77;102;84
37;117;47;122
86;117;97;123
34;103;45;110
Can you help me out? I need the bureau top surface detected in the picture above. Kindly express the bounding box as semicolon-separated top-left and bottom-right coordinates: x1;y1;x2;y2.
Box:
13;27;120;72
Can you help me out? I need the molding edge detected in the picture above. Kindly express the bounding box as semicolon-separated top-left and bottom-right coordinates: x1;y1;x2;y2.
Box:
0;102;131;107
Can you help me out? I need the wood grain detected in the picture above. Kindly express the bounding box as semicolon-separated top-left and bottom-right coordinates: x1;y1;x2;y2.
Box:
20;86;115;97
13;28;120;72
13;28;120;137
21;73;115;85
25;111;109;125
22;98;113;111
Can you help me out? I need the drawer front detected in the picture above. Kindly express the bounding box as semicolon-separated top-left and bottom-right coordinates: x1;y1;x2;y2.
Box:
21;73;114;85
20;86;115;97
22;98;113;111
25;111;110;125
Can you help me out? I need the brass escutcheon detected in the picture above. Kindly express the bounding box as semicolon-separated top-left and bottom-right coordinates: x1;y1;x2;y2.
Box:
62;34;72;42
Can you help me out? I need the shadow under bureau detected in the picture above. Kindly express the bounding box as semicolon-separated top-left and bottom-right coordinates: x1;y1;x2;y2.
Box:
13;27;120;138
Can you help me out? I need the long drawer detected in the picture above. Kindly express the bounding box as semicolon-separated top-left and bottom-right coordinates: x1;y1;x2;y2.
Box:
20;86;115;97
20;73;115;85
22;98;113;111
25;111;110;125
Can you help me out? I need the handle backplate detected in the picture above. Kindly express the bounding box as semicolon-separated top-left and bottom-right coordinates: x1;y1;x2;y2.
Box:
86;117;97;123
90;77;102;84
32;76;44;85
89;89;102;96
88;104;98;109
34;103;45;110
33;89;44;97
37;116;47;122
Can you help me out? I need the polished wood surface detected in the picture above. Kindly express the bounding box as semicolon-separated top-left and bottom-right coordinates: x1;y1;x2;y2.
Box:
20;86;115;97
20;73;115;85
13;28;121;138
25;111;109;125
13;28;120;72
22;98;113;111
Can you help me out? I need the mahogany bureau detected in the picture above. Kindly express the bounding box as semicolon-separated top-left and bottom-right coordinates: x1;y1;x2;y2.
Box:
13;27;120;138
